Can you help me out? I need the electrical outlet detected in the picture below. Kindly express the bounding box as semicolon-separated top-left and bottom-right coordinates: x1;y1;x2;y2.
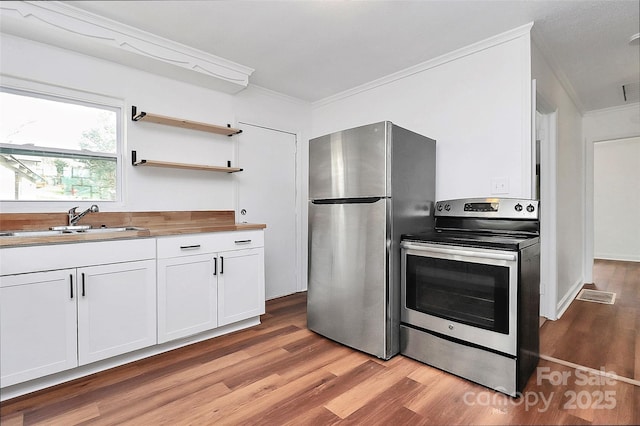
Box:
491;178;509;194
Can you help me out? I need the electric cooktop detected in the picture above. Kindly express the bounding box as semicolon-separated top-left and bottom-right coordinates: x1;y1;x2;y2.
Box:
402;230;539;251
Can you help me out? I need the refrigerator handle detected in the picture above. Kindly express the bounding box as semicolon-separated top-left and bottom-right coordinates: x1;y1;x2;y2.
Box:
311;197;383;205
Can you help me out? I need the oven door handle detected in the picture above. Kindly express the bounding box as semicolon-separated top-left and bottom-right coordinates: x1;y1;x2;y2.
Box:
402;243;517;262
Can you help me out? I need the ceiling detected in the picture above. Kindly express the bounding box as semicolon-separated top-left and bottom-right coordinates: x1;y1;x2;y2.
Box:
65;0;639;112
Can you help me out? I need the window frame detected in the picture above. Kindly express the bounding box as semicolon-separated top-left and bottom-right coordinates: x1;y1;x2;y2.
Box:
0;78;125;211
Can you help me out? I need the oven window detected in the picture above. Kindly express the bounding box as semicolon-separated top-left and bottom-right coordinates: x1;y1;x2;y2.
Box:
405;255;510;334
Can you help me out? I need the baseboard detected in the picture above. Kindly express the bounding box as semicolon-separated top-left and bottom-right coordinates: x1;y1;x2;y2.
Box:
594;254;640;262
556;278;584;319
0;317;260;401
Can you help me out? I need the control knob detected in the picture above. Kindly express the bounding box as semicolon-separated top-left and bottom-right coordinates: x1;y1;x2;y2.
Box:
515;203;523;212
437;203;443;211
444;204;451;211
526;204;535;213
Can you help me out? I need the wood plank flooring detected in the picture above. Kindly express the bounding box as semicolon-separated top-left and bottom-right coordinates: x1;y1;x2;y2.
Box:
540;260;640;380
1;259;638;425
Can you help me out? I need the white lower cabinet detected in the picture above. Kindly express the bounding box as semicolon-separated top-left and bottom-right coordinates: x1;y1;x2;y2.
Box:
77;260;157;365
157;230;265;343
157;254;217;343
0;239;156;388
0;269;77;387
1;231;265;393
218;247;265;326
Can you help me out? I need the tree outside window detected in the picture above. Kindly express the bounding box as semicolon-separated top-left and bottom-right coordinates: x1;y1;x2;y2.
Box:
0;89;120;202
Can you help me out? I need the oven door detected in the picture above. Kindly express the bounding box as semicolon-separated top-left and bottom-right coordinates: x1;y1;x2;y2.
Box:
401;241;518;356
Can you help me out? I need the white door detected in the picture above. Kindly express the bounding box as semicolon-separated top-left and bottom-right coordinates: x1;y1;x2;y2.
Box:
236;123;297;300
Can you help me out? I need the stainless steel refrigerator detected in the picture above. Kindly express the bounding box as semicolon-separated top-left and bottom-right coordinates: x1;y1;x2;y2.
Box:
308;121;436;359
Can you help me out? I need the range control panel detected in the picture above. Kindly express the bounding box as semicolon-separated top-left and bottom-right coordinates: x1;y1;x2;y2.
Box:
463;202;499;212
435;198;539;219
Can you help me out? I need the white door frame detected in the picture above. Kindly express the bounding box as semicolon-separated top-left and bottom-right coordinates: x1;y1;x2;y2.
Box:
584;132;640;281
234;119;305;294
536;93;559;320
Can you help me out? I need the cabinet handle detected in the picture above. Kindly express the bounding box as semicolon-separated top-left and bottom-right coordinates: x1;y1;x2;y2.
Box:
220;256;224;274
82;273;86;297
234;239;252;244
180;244;201;250
213;257;217;275
70;274;74;299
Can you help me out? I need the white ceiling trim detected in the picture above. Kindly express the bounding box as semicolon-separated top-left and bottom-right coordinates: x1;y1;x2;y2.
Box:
245;84;311;107
582;102;640;118
312;22;534;109
0;1;254;93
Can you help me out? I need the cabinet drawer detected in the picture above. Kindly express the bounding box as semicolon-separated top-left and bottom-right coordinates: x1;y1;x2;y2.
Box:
0;238;156;276
156;230;264;258
214;230;264;252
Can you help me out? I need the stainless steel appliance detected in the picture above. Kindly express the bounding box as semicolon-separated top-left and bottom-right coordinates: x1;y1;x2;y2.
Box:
308;121;436;359
400;198;540;396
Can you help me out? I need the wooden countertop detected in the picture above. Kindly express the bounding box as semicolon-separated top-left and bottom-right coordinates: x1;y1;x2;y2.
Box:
0;211;266;248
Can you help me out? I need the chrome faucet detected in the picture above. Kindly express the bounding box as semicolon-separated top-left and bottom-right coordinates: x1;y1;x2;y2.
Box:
68;204;99;226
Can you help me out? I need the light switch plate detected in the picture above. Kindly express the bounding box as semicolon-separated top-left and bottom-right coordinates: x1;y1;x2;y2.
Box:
491;178;509;194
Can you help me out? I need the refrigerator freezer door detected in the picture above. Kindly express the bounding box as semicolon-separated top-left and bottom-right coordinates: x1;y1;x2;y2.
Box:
307;198;390;358
309;122;388;200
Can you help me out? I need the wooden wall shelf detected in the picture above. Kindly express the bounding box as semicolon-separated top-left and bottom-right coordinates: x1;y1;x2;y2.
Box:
131;151;242;173
131;106;242;136
130;105;243;174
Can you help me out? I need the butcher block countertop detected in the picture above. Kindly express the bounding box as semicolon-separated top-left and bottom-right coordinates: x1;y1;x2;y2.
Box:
0;210;266;247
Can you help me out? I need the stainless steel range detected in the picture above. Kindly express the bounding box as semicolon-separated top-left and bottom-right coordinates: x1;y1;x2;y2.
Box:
400;198;540;396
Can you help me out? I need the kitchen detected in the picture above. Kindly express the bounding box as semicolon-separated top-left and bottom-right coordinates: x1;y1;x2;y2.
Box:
1;1;639;424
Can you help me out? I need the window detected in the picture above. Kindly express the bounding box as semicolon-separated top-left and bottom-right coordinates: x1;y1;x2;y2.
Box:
0;87;121;202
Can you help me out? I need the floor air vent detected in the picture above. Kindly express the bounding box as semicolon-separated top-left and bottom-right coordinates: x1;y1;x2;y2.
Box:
576;289;616;305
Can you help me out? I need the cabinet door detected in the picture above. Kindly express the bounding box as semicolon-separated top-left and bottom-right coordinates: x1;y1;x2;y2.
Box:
77;260;156;365
0;270;77;386
157;254;217;343
218;248;265;326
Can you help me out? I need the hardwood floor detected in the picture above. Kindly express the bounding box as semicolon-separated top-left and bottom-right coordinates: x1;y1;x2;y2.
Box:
1;260;638;425
540;260;640;380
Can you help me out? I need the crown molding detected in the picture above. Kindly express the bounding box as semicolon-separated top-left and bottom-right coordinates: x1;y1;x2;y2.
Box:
244;84;311;107
0;1;254;94
531;26;585;114
312;22;534;109
582;102;640;117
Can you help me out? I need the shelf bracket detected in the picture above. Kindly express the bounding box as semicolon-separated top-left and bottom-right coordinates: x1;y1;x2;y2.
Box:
227;124;243;136
227;160;244;173
131;106;146;121
131;150;146;166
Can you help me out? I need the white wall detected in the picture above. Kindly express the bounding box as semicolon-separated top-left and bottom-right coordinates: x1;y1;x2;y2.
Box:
311;26;533;201
0;34;311;214
531;41;584;317
593;137;640;261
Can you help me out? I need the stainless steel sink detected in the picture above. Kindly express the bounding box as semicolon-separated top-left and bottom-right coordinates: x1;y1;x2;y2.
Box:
0;227;145;237
50;225;92;232
77;227;143;234
2;230;65;237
